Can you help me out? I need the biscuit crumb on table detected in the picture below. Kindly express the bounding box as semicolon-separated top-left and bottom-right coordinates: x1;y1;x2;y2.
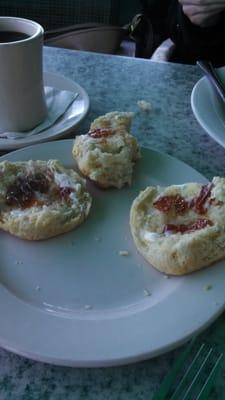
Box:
118;250;129;256
137;100;153;112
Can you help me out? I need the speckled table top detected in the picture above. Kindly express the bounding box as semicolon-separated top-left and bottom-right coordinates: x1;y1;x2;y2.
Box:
1;47;225;399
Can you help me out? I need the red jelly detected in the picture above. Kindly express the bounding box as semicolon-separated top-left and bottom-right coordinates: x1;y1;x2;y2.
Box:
191;184;213;214
6;172;49;208
88;128;114;138
164;218;213;234
153;195;188;214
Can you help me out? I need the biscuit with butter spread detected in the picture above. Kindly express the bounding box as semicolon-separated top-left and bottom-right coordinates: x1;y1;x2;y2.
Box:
130;177;225;275
0;160;92;240
72;111;140;188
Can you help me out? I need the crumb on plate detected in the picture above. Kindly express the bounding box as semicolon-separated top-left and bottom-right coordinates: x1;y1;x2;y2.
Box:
204;284;213;291
84;304;92;310
144;289;152;297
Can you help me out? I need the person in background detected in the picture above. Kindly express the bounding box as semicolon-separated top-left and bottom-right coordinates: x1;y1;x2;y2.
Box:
135;0;225;66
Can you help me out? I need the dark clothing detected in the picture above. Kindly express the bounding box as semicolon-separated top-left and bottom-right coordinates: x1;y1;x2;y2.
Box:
142;0;225;66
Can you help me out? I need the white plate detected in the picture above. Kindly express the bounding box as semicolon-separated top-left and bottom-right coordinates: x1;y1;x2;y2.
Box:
1;140;225;367
0;73;90;151
191;67;225;148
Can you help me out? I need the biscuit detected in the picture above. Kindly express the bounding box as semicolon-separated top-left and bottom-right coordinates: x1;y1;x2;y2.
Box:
130;177;225;275
0;160;92;240
72;111;140;188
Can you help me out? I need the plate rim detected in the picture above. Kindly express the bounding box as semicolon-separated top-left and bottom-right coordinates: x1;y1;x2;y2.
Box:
191;67;225;148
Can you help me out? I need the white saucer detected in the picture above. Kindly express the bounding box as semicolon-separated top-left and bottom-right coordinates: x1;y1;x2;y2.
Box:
0;72;90;151
191;67;225;148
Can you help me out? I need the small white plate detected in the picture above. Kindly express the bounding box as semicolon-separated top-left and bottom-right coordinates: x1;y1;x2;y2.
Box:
0;72;90;151
1;140;225;367
191;67;225;148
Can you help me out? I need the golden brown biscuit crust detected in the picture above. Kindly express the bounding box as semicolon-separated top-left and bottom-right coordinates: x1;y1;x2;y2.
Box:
72;111;140;188
130;178;225;275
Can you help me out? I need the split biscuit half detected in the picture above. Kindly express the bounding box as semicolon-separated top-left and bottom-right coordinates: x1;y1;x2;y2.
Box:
130;177;225;275
72;111;140;188
0;160;92;240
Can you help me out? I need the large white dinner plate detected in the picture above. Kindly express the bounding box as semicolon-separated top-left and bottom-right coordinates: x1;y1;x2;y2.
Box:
191;67;225;148
1;140;225;367
0;72;90;151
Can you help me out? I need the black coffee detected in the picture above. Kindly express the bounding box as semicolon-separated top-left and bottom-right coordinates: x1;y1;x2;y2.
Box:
0;31;30;43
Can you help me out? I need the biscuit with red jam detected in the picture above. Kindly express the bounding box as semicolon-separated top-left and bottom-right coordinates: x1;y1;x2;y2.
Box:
0;160;92;240
130;177;225;275
72;111;140;188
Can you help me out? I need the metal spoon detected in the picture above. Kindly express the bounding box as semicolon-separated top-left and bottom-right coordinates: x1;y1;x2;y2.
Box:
197;60;225;104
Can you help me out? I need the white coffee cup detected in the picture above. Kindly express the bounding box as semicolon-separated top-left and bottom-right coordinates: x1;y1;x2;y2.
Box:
0;17;47;132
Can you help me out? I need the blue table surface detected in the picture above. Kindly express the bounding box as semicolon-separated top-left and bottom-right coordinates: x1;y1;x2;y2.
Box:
1;46;225;399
